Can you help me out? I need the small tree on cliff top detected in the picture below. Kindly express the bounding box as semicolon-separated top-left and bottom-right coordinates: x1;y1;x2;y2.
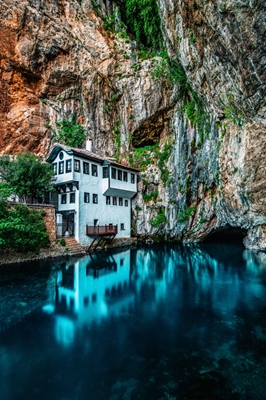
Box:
0;152;55;203
53;114;86;148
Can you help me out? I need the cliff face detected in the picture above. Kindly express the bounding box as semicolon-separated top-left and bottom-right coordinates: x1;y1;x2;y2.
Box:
1;0;266;249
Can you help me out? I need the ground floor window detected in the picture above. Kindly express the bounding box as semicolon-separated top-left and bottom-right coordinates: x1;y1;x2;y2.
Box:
119;198;123;206
112;197;117;205
106;196;110;205
120;223;125;230
93;194;98;204
125;199;128;207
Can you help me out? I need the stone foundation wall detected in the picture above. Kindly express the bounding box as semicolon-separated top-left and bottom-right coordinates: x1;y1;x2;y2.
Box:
28;205;56;243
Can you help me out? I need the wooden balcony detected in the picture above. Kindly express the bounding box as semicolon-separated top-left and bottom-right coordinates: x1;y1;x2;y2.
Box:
86;225;118;237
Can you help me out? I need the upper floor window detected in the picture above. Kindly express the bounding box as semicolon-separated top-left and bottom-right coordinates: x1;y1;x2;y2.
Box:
106;196;110;205
123;171;128;182
74;160;80;172
103;167;109;178
52;163;57;175
70;193;75;203
125;200;128;207
131;173;135;184
93;194;98;204
119;198;123;206
59;151;64;160
66;159;72;173
118;170;122;181
59;161;64;174
61;194;66;204
92;164;98;177
84;192;90;203
83;162;89;175
111;167;116;179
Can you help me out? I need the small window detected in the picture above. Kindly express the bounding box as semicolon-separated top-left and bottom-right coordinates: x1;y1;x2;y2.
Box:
106;196;110;205
59;151;64;160
92;164;98;176
125;199;128;207
94;219;98;226
83;162;89;175
84;297;89;307
131;173;135;184
61;194;66;204
66;159;72;173
52;163;57;175
103;167;109;178
120;223;125;231
119;198;123;206
70;193;75;203
112;197;117;206
74;160;80;172
123;171;128;182
118;170;122;181
59;161;64;174
93;194;98;204
84;192;90;203
111;167;116;179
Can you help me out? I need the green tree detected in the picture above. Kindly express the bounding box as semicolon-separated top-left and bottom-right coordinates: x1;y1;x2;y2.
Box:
0;204;49;253
53;114;86;147
0;152;55;203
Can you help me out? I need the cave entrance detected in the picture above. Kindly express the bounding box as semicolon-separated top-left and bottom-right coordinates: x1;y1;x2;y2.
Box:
203;226;248;245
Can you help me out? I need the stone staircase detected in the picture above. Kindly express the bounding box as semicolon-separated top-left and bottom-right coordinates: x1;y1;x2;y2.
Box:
64;237;86;255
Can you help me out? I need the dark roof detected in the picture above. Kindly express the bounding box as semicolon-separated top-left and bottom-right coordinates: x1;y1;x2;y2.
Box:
46;144;139;172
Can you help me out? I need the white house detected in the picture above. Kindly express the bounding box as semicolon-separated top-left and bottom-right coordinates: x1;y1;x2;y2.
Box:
46;142;139;246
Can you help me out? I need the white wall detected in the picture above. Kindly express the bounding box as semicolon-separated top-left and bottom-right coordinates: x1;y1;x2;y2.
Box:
52;149;136;245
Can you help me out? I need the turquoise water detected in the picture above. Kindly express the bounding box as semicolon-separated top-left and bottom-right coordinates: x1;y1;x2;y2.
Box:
0;243;266;399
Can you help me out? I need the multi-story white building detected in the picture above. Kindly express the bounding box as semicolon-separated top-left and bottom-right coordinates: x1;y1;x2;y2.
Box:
46;142;138;247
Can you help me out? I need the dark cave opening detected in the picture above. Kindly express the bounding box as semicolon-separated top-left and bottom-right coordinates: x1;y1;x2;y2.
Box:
203;226;248;245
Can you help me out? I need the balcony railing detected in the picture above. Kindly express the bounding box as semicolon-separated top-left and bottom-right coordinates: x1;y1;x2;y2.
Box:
86;225;118;236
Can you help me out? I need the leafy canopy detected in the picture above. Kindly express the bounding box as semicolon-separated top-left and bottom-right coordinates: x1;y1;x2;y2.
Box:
53;114;86;147
0;152;55;202
0;204;49;253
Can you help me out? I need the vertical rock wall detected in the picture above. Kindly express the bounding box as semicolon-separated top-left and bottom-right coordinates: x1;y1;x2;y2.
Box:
1;0;266;248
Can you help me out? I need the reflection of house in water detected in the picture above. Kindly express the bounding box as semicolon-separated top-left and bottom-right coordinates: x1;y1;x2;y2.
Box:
54;250;133;347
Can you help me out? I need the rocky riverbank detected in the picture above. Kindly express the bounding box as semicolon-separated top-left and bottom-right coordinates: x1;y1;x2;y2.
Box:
0;237;138;266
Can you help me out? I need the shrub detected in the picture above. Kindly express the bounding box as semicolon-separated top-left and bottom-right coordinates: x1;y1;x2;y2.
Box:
0;205;49;253
60;238;66;247
149;207;166;227
177;206;196;223
53;114;86;148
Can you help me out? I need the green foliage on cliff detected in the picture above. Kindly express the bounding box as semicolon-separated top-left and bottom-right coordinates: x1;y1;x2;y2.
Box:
143;190;158;202
0;204;49;253
53;115;86;148
123;0;163;49
152;55;210;144
177;205;196;223
0;153;55;203
129;142;172;186
149;207;166;227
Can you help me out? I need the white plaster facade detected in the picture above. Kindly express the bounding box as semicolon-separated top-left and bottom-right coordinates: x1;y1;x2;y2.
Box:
46;144;138;245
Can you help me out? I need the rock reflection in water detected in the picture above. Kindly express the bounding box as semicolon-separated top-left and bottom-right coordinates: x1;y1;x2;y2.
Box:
0;243;266;400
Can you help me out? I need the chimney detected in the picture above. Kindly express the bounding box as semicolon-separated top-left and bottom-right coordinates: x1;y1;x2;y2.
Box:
86;138;92;152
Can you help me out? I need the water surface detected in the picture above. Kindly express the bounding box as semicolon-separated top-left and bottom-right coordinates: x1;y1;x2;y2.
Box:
1;243;266;399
